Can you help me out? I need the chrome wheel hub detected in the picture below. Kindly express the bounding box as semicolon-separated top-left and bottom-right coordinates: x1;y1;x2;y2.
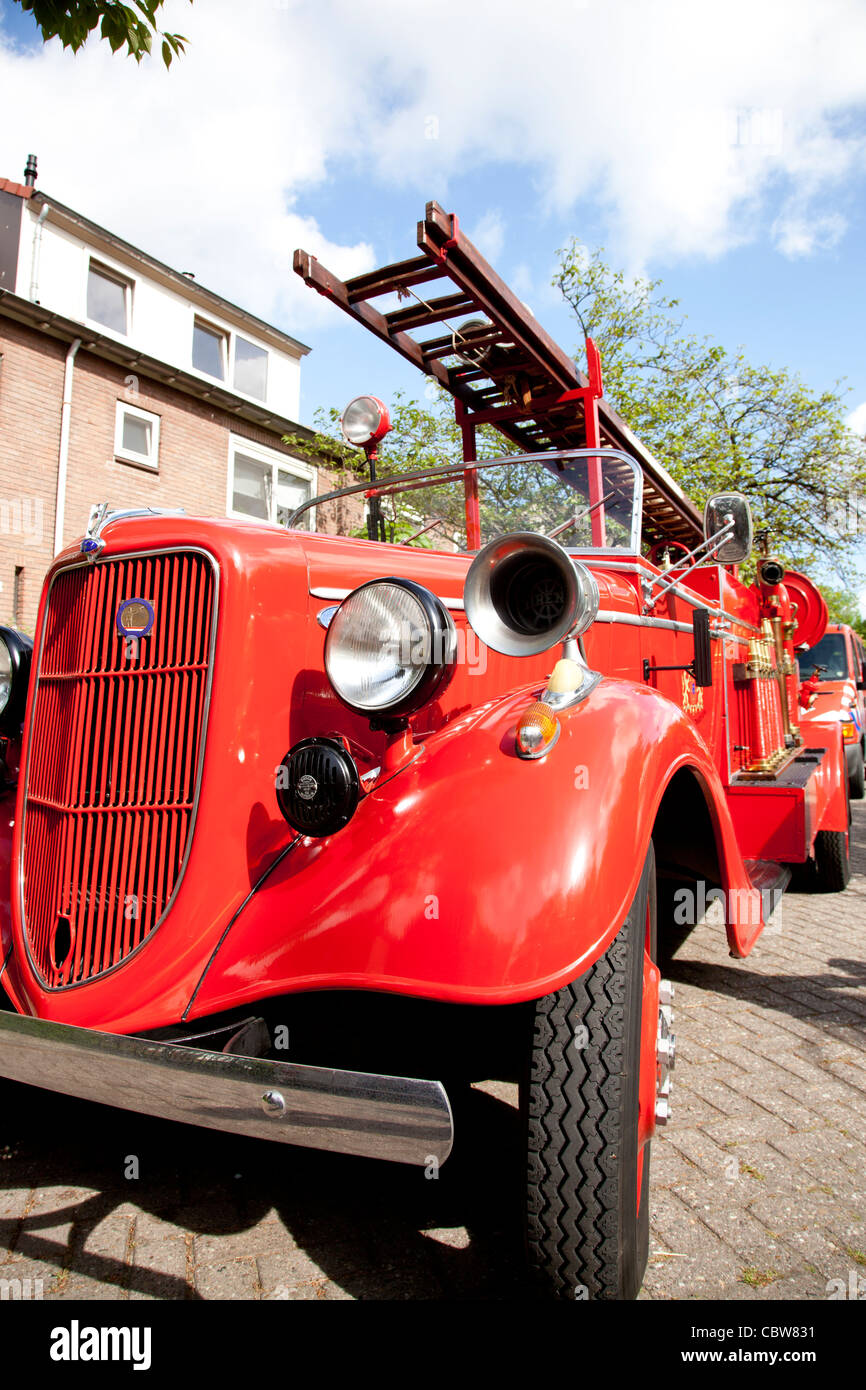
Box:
655;978;676;1126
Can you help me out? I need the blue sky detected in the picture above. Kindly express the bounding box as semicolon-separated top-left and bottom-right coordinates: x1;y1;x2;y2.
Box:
2;0;865;598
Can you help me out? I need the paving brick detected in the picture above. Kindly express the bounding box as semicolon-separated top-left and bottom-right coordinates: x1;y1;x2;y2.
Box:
2;807;864;1304
193;1258;260;1300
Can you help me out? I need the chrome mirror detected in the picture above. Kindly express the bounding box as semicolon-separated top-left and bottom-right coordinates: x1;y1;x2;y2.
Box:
703;492;753;564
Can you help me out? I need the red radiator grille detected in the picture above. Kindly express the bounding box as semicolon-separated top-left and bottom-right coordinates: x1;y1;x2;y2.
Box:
21;550;217;987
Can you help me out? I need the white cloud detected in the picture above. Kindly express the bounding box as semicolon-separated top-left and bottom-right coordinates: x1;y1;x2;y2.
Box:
772;211;847;258
1;0;865;332
466;210;505;264
846;401;866;437
0;0;377;333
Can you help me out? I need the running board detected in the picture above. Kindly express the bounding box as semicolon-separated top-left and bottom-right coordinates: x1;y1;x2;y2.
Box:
744;859;791;922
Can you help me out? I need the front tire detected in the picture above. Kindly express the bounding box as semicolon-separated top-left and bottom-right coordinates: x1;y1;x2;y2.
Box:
524;845;656;1300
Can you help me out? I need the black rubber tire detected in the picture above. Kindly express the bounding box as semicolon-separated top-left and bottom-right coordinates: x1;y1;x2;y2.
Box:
848;749;865;802
813;829;851;892
524;844;656;1301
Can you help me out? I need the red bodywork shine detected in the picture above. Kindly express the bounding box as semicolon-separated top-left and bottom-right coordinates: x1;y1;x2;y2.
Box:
0;507;847;1038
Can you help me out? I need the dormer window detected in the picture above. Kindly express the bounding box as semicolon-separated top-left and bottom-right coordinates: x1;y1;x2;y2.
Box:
233;336;268;402
87;260;131;334
192;318;228;380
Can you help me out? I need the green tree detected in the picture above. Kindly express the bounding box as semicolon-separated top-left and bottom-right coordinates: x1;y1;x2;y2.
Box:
820;586;866;642
15;1;190;66
555;242;866;583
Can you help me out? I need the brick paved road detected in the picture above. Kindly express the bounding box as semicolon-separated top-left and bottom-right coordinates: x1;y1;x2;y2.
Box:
1;805;864;1301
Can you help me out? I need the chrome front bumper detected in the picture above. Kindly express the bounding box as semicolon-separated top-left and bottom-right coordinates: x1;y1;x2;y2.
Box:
0;1011;453;1167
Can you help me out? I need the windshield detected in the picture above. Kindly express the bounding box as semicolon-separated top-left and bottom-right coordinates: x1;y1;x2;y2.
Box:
797;633;849;681
291;448;643;553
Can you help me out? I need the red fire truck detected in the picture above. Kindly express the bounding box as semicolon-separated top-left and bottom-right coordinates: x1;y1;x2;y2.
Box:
0;203;851;1300
797;621;866;800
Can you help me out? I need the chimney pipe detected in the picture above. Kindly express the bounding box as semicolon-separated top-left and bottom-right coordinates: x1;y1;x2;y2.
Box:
24;153;37;187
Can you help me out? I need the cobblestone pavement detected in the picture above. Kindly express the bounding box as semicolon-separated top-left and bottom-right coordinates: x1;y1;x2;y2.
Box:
1;805;864;1302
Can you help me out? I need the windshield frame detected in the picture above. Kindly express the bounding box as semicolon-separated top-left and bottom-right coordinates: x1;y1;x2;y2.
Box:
287;447;644;553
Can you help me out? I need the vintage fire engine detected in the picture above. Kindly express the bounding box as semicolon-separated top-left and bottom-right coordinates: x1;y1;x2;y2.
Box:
0;203;851;1301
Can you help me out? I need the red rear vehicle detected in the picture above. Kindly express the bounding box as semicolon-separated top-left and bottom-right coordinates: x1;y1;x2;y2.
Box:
798;622;866;799
0;204;852;1300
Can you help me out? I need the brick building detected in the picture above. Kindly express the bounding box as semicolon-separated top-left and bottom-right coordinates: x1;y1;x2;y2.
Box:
0;160;344;633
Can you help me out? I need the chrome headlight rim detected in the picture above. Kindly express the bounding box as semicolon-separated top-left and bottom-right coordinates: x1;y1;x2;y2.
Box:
324;576;457;720
0;626;33;732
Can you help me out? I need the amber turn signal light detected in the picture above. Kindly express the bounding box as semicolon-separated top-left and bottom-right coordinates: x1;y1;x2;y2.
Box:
516;701;560;759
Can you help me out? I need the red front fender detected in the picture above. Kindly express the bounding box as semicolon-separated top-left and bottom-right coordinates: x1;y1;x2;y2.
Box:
188;678;761;1019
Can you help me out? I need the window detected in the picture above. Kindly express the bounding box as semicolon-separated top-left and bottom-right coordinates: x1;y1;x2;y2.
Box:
233;336;268;401
193;318;227;380
88;261;131;334
796;633;848;682
276;469;312;527
115;402;160;470
232;451;270;519
228;437;314;528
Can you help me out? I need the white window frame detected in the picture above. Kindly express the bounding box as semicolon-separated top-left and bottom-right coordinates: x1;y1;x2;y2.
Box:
115;401;160;471
231;334;269;404
227;435;316;530
191;315;229;382
87;257;133;337
188;315;271;406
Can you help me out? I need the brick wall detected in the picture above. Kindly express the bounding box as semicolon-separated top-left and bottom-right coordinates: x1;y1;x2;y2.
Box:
0;317;359;634
0;319;65;632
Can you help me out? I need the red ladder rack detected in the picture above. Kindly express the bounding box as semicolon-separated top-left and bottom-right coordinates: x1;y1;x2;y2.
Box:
294;201;702;548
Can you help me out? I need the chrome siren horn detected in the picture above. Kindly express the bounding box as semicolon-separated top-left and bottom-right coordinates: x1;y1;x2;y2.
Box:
463;532;599;657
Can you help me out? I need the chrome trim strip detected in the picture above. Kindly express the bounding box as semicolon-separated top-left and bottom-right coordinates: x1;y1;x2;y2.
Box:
0;1010;453;1167
18;545;221;992
594;609;697;637
311;560;758;629
310;586;466;611
578;557;762;633
575;556;764;631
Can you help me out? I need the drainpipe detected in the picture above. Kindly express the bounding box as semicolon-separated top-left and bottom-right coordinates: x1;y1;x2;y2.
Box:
54;338;81;555
29;202;49;302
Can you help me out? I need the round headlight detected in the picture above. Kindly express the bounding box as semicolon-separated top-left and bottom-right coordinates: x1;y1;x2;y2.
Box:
0;627;33;732
340;395;391;448
324;578;457;719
